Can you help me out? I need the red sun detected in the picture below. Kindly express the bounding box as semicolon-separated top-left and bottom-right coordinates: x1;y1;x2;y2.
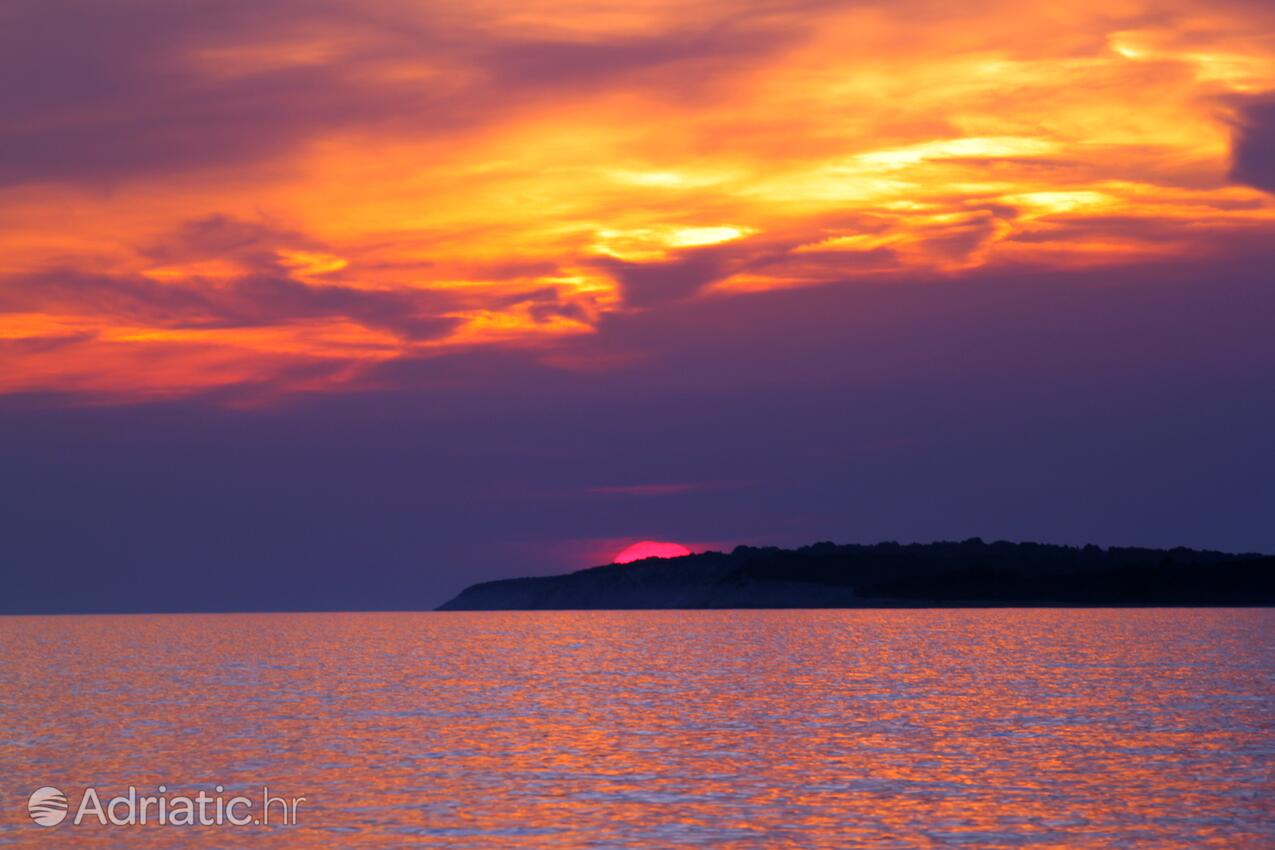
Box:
613;540;693;564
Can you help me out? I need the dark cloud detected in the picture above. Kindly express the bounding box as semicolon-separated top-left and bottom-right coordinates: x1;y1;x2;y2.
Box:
592;250;734;306
1004;214;1275;254
1229;94;1275;194
477;23;787;95
588;234;812;306
0;2;381;183
0;0;801;186
0;268;458;341
0;212;463;340
141;214;313;265
0;331;96;355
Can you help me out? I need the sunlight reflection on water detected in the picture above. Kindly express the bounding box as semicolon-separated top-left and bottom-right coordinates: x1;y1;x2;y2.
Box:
1;609;1272;848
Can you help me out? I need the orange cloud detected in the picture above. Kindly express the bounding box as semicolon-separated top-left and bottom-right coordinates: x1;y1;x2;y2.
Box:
1;0;1272;399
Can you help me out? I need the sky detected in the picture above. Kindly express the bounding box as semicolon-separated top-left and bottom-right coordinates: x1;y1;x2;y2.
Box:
2;0;1274;612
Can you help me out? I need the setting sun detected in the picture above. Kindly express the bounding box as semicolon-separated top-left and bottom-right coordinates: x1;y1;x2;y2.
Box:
613;541;693;564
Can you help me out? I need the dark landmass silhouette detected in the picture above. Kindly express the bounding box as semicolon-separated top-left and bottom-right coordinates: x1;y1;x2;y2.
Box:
437;539;1275;610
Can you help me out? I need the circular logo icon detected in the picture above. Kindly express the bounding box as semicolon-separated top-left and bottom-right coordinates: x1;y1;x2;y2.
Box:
27;787;68;827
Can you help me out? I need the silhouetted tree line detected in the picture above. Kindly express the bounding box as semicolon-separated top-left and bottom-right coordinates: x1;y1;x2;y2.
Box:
439;538;1275;609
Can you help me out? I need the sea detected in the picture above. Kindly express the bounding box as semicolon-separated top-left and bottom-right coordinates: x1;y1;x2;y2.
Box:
1;609;1272;848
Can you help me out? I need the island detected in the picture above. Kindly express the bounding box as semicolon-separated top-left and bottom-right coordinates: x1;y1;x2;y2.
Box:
437;539;1275;610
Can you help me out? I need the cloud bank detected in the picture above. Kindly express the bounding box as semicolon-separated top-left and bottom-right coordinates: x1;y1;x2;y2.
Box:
1;0;1273;399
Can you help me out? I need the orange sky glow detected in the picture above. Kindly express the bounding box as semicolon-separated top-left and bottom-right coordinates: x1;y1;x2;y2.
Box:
2;0;1273;400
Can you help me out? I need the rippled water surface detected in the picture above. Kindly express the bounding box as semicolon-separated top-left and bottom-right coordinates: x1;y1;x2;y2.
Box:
1;610;1272;848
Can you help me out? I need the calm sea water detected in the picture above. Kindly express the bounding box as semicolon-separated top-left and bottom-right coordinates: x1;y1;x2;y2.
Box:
1;610;1272;848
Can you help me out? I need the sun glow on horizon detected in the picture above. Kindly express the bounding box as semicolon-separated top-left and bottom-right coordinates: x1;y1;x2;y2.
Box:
613;541;694;564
